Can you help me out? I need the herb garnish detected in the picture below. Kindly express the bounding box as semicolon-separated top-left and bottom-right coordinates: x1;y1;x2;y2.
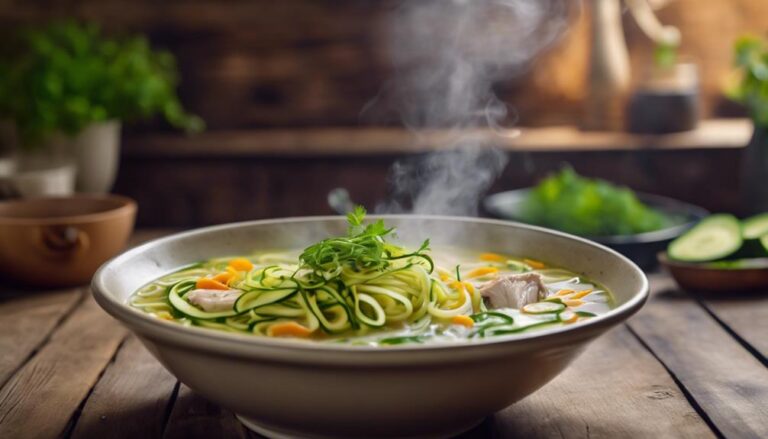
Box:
299;206;432;275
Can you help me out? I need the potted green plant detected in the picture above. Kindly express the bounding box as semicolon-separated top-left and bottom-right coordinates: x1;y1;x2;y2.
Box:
729;35;768;213
0;21;202;194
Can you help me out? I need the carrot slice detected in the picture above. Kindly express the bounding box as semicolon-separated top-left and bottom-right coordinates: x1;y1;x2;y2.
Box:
523;258;546;269
213;272;234;284
466;267;499;279
479;253;506;263
555;289;575;296
570;289;593;299
451;315;475;328
267;322;313;338
228;258;254;272
195;277;229;290
564;299;584;307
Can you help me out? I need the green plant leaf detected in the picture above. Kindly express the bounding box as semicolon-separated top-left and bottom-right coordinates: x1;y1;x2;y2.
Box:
0;20;204;149
729;35;768;127
519;167;673;237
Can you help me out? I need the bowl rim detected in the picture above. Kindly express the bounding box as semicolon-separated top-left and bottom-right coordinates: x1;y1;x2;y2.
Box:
484;188;708;244
92;215;649;357
0;194;137;225
658;251;768;272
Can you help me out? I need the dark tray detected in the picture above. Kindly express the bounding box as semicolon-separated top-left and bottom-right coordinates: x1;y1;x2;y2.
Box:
483;189;709;270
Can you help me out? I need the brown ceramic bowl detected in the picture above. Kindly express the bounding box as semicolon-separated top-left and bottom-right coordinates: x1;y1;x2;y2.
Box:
659;252;768;293
0;195;136;288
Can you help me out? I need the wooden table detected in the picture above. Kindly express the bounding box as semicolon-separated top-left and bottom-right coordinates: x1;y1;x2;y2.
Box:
1;231;767;439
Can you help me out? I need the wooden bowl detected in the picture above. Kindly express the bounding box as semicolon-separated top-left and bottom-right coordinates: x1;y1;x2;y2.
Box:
0;195;136;288
658;252;768;293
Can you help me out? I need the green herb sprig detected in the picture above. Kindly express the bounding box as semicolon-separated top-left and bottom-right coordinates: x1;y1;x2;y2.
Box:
299;206;432;275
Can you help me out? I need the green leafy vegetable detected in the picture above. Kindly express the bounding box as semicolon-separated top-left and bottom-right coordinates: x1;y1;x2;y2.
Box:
0;21;203;148
520;167;672;237
727;35;768;128
300;206;431;275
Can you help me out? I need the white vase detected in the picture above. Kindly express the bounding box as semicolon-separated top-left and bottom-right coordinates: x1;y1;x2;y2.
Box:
0;120;120;198
3;162;77;198
582;0;631;131
47;120;122;193
3;147;75;198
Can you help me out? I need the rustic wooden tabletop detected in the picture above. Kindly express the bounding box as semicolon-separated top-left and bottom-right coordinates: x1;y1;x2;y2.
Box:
0;231;766;439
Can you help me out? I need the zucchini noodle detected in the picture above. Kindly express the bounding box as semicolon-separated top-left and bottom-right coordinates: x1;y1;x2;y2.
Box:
132;251;483;337
130;209;614;345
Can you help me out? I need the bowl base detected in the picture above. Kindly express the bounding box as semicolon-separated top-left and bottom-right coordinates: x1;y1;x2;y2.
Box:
236;414;484;439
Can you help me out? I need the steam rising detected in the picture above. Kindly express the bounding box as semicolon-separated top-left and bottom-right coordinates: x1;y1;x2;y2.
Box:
374;0;571;215
383;146;508;216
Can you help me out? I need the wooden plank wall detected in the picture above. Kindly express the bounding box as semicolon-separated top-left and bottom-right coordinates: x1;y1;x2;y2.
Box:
0;0;766;130
113;147;742;227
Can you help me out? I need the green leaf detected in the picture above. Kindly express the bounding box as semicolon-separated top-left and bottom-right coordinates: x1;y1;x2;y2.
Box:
729;35;768;127
346;205;366;232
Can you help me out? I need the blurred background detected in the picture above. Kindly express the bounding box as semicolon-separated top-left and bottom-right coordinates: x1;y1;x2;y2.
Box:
0;0;766;228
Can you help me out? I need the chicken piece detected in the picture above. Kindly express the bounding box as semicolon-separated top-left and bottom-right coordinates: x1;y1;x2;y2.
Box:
186;289;242;312
479;272;548;309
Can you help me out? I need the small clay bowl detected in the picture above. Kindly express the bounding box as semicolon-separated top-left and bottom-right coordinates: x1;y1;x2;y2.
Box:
0;195;136;288
658;252;768;293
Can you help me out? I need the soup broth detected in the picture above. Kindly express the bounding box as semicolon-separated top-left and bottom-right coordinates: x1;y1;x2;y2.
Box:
130;209;613;346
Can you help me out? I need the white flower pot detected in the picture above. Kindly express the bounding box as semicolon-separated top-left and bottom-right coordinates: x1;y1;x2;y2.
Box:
47;120;122;193
1;162;77;198
0;120;120;197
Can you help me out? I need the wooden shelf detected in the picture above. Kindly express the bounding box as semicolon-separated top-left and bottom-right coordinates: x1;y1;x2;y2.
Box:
123;118;753;158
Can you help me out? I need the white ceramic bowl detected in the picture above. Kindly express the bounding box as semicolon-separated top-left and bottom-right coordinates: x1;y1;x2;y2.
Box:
92;216;648;439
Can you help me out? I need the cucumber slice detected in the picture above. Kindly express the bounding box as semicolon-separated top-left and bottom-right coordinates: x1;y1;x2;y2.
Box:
761;235;768;255
668;214;743;262
522;301;565;314
743;213;768;239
